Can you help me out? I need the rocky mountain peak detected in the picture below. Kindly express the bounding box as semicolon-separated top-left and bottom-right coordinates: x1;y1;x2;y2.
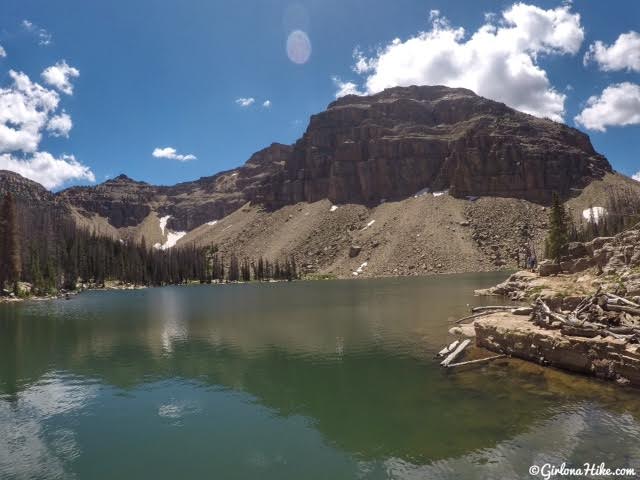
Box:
0;170;55;203
264;85;611;207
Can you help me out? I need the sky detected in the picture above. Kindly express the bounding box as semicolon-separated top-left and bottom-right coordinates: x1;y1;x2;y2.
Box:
0;0;638;190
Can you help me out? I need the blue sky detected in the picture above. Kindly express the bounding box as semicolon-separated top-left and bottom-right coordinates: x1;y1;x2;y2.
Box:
0;0;638;189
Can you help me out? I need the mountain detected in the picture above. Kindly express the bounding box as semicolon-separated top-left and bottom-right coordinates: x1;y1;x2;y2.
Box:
1;85;636;278
259;85;610;207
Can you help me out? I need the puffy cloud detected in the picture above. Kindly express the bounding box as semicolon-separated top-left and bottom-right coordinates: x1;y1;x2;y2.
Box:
0;66;93;189
332;76;364;98
152;147;196;162
0;152;95;189
334;3;585;121
0;45;6;58
22;19;52;46
0;70;60;153
574;82;640;131
235;97;255;107
584;31;640;72
41;60;80;95
262;100;272;108
46;112;72;137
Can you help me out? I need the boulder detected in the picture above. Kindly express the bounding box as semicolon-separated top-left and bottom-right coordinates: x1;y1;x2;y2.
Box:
538;260;561;276
593;246;617;266
567;242;588;259
586;237;615;255
560;257;593;274
603;254;627;275
349;245;362;258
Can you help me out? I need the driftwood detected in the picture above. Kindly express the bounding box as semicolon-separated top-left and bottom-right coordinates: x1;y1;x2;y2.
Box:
454;311;497;324
471;306;517;313
606;304;640;316
442;288;640;370
606;293;640;308
437;340;459;357
440;339;471;367
447;354;506;368
531;292;640;344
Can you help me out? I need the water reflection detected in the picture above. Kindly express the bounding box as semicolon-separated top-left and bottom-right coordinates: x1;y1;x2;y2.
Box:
1;274;639;479
0;373;96;479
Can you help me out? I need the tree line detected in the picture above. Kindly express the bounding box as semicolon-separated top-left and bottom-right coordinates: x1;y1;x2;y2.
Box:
0;192;299;296
545;186;640;261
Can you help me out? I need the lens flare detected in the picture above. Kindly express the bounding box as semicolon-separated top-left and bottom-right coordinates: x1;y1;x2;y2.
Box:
286;30;311;64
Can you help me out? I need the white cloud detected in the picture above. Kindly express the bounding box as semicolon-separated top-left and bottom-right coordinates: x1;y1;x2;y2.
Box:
0;65;93;189
41;61;80;95
332;76;364;98
633;171;640;182
0;45;6;58
335;3;585;121
0;152;95;189
584;31;640;72
574;82;640;132
0;70;60;153
235;97;255;107
152;147;196;162
262;100;272;108
22;19;52;46
46;112;72;137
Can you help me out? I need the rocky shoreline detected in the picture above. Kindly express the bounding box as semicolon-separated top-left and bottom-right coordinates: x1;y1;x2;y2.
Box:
446;224;640;387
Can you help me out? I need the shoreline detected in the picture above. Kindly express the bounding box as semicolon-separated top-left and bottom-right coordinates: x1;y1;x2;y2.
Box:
1;269;515;305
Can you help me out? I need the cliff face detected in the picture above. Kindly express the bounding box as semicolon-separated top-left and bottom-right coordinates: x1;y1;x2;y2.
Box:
263;85;611;207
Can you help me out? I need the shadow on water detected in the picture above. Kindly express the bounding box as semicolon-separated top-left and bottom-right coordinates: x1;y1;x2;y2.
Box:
1;273;640;479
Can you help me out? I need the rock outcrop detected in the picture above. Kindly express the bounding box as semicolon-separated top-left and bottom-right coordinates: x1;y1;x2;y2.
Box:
263;85;611;207
475;313;640;387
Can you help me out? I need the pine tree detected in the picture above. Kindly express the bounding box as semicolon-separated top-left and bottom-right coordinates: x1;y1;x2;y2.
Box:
228;253;239;282
545;192;569;261
0;193;21;291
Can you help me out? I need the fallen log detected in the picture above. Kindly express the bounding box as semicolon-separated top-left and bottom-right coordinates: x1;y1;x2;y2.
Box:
440;339;471;367
561;326;602;338
513;306;533;315
437;340;459;357
446;354;506;368
605;304;640;316
605;293;640;309
454;311;496;324
471;306;516;313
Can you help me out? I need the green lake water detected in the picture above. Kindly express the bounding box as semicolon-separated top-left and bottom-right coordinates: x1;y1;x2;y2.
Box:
1;273;640;479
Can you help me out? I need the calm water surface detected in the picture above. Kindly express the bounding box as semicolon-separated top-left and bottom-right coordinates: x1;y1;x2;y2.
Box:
1;273;640;479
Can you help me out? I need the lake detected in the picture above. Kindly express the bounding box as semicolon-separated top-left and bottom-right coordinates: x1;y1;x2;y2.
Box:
1;273;640;479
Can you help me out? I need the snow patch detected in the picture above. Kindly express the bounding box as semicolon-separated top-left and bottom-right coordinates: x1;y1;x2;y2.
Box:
582;207;607;222
154;214;187;250
330;205;338;212
414;187;430;198
362;220;375;230
352;262;368;276
162;231;187;250
433;190;448;197
158;215;171;235
206;220;218;226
